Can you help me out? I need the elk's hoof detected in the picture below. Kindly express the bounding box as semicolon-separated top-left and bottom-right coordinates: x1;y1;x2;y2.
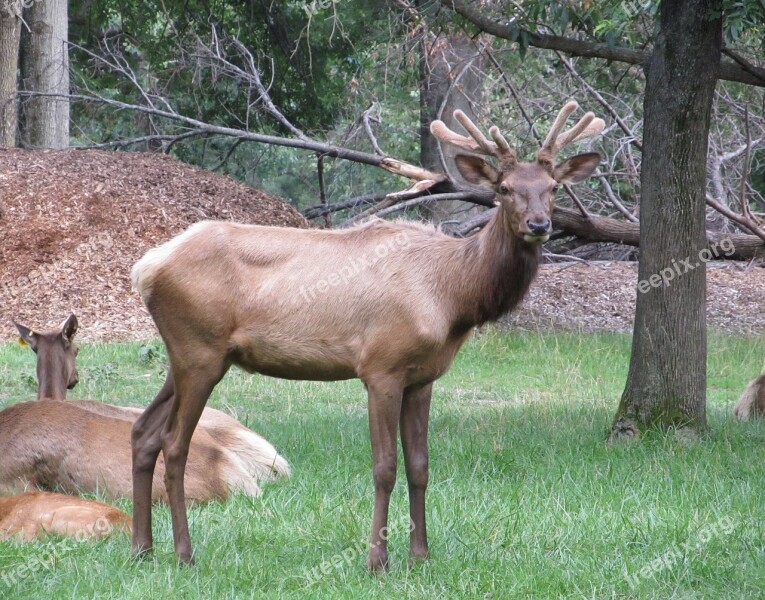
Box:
365;547;388;574
131;543;153;559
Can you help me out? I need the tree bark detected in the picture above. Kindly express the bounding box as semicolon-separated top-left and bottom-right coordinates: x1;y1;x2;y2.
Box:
419;33;486;223
0;1;21;147
611;0;722;437
18;0;69;149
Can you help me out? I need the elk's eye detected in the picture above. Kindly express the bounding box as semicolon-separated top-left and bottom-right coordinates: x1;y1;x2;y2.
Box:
499;184;509;194
552;184;560;193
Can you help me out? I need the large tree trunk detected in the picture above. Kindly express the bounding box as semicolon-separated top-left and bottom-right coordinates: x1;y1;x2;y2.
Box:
419;32;485;224
0;1;21;147
18;0;69;149
611;0;722;438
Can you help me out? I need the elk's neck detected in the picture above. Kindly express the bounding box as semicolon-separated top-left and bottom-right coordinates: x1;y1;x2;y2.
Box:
452;206;541;328
36;367;67;400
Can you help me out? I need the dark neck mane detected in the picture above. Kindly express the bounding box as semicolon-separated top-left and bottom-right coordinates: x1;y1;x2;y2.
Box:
453;207;541;328
36;359;67;400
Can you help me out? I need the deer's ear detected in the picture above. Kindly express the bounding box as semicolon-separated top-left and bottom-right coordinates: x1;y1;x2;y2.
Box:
553;152;601;184
13;321;38;352
454;155;500;188
61;314;78;344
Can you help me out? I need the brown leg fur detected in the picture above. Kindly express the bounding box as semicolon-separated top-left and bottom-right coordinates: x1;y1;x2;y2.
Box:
161;357;228;564
131;370;174;556
364;374;404;572
400;383;432;563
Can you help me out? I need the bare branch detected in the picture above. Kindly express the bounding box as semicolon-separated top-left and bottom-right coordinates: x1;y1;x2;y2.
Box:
706;195;765;242
303;192;389;220
362;103;386;156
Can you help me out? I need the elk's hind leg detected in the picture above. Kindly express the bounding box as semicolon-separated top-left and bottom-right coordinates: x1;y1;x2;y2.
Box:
161;358;229;564
131;369;174;556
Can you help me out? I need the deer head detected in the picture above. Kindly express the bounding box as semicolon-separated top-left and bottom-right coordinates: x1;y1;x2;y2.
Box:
14;314;79;399
430;101;604;242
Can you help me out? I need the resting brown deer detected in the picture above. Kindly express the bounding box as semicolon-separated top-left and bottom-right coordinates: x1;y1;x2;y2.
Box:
0;399;264;502
130;102;604;568
733;374;765;420
0;491;131;542
4;316;288;501
13;315;289;482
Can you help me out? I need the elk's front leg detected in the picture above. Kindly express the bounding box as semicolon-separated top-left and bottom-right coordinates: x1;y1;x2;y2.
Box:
365;375;404;572
400;383;432;563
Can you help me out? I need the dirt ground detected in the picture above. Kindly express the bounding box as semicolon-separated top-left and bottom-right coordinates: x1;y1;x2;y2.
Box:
1;148;763;340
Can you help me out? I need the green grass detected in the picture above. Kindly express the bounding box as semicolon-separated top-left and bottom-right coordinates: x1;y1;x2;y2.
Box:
1;329;765;599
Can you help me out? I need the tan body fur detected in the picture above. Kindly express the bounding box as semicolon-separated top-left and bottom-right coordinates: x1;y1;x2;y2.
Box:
733;374;765;421
0;491;131;542
0;399;260;502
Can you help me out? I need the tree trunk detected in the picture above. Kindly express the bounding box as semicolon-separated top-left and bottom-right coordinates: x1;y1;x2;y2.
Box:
18;0;69;149
0;1;21;147
419;32;485;224
611;0;722;438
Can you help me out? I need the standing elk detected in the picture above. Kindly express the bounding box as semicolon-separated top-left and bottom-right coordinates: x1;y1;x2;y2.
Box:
3;315;289;501
130;102;604;568
733;374;765;420
0;491;131;542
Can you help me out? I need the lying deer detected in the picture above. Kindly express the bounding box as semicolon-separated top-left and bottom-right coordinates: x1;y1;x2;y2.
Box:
733;374;765;420
130;102;604;568
0;491;131;542
4;315;288;501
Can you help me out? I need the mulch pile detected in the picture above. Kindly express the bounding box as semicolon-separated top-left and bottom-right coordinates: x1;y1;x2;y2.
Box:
0;148;307;339
1;148;763;340
505;260;765;335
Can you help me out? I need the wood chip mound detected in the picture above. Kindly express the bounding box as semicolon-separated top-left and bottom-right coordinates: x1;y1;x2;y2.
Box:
0;148;308;340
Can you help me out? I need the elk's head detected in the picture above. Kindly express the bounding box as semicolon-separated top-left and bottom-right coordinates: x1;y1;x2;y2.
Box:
431;102;604;243
14;314;79;399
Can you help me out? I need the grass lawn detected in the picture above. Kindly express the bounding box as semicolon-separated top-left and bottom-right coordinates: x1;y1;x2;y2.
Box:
1;328;764;599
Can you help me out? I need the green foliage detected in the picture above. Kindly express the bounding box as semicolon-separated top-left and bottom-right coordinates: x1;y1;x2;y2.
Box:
720;0;765;46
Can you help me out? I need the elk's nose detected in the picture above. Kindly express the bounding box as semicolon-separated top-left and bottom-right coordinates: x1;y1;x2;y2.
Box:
527;219;551;235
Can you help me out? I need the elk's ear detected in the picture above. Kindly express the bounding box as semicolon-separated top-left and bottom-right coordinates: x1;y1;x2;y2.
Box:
13;320;38;352
553;152;601;184
454;155;500;188
61;314;78;344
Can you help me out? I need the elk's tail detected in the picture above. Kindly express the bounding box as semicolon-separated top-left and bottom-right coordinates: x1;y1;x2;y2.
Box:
733;375;765;421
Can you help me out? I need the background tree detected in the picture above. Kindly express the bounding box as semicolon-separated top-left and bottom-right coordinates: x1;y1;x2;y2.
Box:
0;0;21;147
19;0;70;148
612;0;721;437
